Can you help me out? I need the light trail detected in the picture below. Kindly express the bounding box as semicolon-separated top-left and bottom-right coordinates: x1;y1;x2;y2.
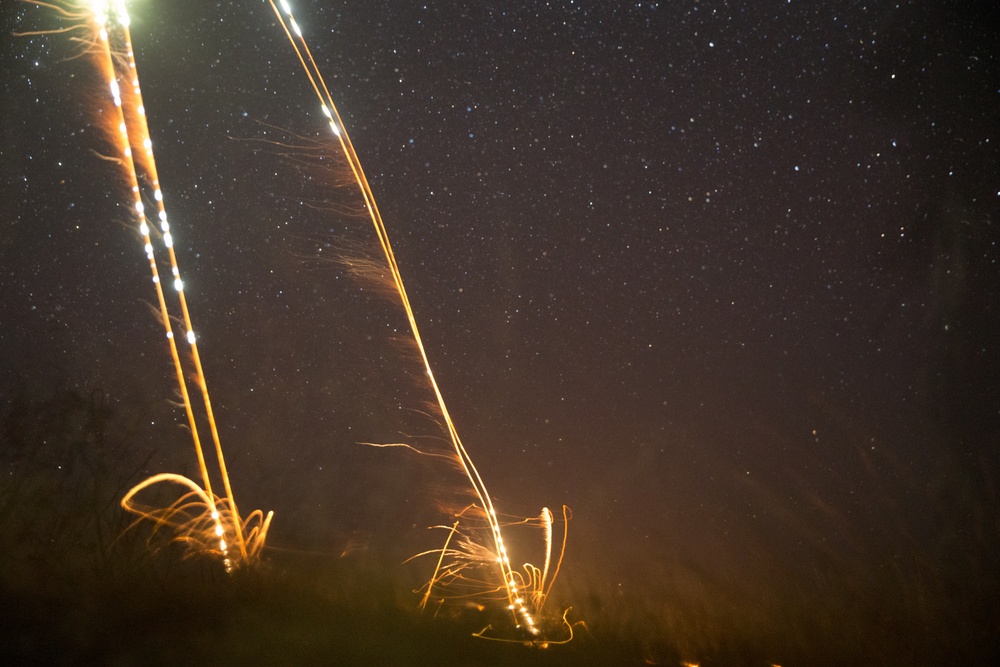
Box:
103;0;252;563
22;0;271;569
22;0;567;626
267;1;570;641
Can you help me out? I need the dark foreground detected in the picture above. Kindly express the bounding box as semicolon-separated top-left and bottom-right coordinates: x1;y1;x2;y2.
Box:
2;391;998;666
0;389;669;666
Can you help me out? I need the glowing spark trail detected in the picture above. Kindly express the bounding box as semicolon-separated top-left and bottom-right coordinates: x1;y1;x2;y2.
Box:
22;0;272;569
268;1;571;641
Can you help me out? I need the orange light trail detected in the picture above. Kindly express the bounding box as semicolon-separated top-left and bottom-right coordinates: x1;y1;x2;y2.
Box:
22;0;272;569
268;0;569;640
104;1;251;563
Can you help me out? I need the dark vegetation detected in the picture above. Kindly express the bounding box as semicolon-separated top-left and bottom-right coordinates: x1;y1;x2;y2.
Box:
0;389;674;666
3;389;998;666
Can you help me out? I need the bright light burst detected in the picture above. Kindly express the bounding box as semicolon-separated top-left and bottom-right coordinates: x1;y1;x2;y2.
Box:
268;1;574;643
20;0;273;570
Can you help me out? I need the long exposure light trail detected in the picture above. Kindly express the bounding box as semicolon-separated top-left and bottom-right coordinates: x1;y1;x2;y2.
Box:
20;0;271;569
268;0;570;641
19;0;566;630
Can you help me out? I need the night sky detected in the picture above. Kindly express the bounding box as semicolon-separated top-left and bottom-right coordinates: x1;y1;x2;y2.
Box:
2;0;998;660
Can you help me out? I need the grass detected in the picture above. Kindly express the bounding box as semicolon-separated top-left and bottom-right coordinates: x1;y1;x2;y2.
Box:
0;389;658;666
0;527;665;666
3;389;998;666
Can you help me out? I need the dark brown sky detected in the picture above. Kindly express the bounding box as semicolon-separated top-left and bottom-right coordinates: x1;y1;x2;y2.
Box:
2;1;998;661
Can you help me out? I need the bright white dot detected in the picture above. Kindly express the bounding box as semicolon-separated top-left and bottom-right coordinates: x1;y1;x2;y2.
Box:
163;232;173;248
173;278;183;291
186;330;195;344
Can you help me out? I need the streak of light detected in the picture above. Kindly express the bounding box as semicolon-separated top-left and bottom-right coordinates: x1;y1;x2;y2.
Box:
266;1;571;640
23;0;272;569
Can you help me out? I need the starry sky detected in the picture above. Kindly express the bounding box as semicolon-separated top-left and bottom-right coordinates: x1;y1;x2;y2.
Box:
2;0;998;659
